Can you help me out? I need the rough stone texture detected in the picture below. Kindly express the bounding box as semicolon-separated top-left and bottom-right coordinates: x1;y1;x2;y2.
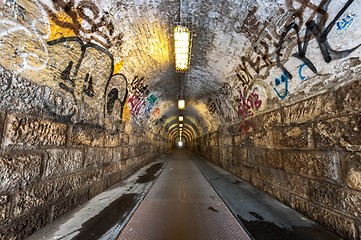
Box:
283;151;340;181
273;126;313;149
338;79;361;115
84;148;112;168
70;125;105;147
311;208;358;240
0;209;50;240
343;152;361;191
0;112;5;144
283;93;337;125
0;152;43;191
2;114;67;148
0;195;9;225
266;149;283;169
45;149;83;177
51;188;90;221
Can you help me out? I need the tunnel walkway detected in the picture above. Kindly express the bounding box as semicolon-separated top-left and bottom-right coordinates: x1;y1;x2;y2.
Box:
118;150;250;240
27;150;342;240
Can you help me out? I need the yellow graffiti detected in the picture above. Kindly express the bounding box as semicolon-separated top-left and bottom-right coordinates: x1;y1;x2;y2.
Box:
113;61;124;75
48;12;81;41
122;97;131;123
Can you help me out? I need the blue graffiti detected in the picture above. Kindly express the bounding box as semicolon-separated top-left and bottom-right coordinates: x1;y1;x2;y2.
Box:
298;63;307;80
337;14;357;31
274;73;289;99
144;94;158;114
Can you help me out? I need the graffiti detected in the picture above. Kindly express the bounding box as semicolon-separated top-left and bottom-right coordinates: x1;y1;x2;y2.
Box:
237;85;262;118
235;40;275;89
128;93;157;117
40;0;123;49
298;63;307;80
44;37;127;125
274;72;289;99
130;76;150;98
219;82;232;98
0;1;50;73
337;13;357;31
152;107;160;118
144;94;158;114
207;98;217;115
277;0;361;80
105;73;128;122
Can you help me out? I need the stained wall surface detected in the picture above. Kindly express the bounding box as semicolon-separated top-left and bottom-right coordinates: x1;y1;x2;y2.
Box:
0;0;361;239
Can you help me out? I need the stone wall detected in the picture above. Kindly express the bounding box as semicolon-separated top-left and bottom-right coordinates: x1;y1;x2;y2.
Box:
190;79;361;240
0;108;171;239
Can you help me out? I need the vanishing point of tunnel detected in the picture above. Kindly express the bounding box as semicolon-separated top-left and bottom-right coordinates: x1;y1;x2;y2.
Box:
0;0;361;239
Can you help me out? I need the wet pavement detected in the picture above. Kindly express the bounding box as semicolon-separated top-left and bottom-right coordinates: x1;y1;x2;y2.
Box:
26;158;167;240
26;150;343;240
118;150;250;240
190;151;343;240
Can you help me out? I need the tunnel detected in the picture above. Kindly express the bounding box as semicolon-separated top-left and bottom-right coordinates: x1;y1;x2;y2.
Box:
0;0;361;239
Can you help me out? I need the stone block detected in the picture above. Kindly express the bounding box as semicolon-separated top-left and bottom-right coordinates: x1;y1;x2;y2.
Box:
339;115;361;151
273;126;313;149
122;147;129;161
255;109;283;130
267;150;283;168
314;118;341;148
0;152;43;191
52;189;89;220
71;124;104;147
45;149;83;177
89;179;108;198
104;131;120;147
310;180;361;218
342;152;361;191
248;148;267;165
311;207;357;240
283;92;337;125
253;130;271;148
0;208;49;240
337;79;361;115
2;114;67;148
283;151;340;181
279;173;309;198
84;148;112;168
112;147;122;162
103;161;122;177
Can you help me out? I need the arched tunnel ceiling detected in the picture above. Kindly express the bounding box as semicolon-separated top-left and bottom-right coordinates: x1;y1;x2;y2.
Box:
1;0;361;142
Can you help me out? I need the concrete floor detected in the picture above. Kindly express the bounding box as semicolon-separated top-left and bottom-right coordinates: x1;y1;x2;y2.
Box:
26;150;342;240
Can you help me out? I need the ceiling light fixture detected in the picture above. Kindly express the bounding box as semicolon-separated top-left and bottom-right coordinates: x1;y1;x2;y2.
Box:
174;25;191;72
179;115;184;121
178;99;185;110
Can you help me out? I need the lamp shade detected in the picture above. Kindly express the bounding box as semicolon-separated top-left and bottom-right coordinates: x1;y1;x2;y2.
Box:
174;25;191;72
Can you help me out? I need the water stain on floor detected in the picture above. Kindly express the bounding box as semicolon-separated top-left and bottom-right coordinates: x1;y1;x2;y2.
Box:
136;162;164;184
72;193;139;240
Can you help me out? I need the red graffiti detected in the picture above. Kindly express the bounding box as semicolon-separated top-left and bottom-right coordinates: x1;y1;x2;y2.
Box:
128;94;144;116
237;86;262;118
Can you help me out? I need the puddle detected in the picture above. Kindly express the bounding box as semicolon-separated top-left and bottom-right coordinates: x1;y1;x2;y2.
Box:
136;162;164;184
249;211;264;221
72;193;139;240
236;215;341;240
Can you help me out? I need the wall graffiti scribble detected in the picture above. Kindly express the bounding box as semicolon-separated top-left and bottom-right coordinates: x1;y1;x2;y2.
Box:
276;0;360;80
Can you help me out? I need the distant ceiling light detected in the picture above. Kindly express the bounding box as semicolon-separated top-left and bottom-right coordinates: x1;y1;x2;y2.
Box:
179;116;184;121
174;25;191;72
179;123;183;127
178;99;185;110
